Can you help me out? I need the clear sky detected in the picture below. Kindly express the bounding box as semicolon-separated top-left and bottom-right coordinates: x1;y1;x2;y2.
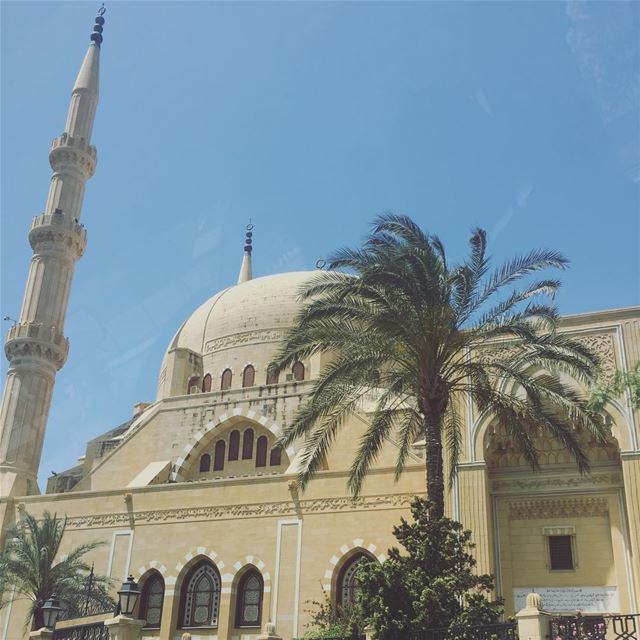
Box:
1;1;639;487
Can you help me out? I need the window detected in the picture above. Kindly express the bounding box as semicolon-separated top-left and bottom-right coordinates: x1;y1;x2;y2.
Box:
242;429;254;460
221;369;232;391
256;436;268;467
266;367;279;385
213;441;226;472
188;376;200;394
549;535;574;570
140;573;164;628
269;446;282;466
235;570;263;628
199;453;211;473
181;562;221;628
292;361;305;381
337;554;371;606
229;430;240;461
202;374;212;393
242;365;255;388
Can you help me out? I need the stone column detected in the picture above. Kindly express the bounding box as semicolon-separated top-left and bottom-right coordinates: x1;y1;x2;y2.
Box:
104;615;145;640
456;463;494;576
515;593;550;640
621;452;640;611
28;629;53;640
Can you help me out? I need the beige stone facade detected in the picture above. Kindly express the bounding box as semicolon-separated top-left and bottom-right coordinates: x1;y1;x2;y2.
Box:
1;14;639;640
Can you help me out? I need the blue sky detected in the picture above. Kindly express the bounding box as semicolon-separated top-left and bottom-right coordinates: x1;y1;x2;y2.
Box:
1;1;639;487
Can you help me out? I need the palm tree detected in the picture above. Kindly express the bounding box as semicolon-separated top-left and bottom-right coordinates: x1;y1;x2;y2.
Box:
271;215;609;518
0;510;114;630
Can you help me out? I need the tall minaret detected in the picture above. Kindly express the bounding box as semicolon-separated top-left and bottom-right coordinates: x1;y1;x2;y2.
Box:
237;223;254;284
0;8;106;497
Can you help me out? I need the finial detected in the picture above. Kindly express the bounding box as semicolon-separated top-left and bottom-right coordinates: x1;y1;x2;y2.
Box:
244;222;254;254
90;5;106;47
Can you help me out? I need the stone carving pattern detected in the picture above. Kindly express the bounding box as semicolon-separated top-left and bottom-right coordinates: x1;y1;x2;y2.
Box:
64;492;414;530
205;329;286;354
509;496;608;519
574;333;617;385
491;472;621;493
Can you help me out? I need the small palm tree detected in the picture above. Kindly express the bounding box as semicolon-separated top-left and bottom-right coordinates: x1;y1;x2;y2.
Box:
0;510;114;630
271;215;609;518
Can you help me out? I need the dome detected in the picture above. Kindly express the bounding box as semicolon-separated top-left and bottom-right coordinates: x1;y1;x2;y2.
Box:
157;271;316;399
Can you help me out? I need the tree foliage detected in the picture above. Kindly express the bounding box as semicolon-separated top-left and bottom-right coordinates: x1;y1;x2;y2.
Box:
272;215;608;517
356;497;503;640
588;362;640;414
303;587;367;639
0;510;114;630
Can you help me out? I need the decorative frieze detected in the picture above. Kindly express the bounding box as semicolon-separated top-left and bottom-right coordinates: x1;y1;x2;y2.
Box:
491;472;621;493
509;496;609;520
204;329;286;355
63;492;414;530
574;332;617;384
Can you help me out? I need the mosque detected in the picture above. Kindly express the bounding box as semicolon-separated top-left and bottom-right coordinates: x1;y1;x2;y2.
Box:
0;10;639;640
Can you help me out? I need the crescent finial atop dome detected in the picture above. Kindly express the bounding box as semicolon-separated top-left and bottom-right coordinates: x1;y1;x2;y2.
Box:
237;222;254;284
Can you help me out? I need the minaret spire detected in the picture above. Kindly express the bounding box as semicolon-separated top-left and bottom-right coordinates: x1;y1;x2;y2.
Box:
0;8;105;497
237;223;254;284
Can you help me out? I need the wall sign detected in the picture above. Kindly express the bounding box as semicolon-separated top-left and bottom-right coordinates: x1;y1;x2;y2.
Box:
514;586;619;613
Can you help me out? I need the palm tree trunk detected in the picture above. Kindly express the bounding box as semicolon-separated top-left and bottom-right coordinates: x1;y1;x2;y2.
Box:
424;411;445;519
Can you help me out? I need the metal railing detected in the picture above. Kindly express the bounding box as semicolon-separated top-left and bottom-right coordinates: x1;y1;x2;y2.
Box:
415;621;518;640
549;613;639;640
53;620;109;640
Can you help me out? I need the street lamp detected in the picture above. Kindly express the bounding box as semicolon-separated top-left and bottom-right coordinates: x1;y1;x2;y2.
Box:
41;594;63;629
117;575;140;616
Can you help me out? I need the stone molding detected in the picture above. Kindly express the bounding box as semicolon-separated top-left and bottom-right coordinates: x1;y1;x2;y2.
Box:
509;496;609;519
321;538;385;592
63;492;414;530
204;329;287;355
29;212;87;259
491;471;621;494
4;322;69;370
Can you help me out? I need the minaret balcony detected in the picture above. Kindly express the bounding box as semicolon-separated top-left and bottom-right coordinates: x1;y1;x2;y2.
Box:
49;133;97;178
4;322;69;370
29;212;87;259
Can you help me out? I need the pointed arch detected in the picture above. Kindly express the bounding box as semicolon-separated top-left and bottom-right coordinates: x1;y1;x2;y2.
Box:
242;428;254;460
234;568;264;628
202;373;212;393
213;440;226;472
256;436;268;467
199;453;211;473
179;560;222;628
292;361;305;381
229;429;240;461
139;570;164;628
242;364;255;388
221;368;232;391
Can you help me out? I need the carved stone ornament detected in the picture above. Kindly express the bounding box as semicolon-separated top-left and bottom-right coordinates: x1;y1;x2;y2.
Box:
491;472;621;493
573;332;617;384
205;329;287;354
509;496;608;519
64;492;414;530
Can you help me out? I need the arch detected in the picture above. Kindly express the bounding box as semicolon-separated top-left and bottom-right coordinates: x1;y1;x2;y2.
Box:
256;436;268;467
213;440;226;472
221;368;232;391
322;540;385;593
199;453;211;473
336;552;373;607
234;568;264;628
266;367;279;385
187;376;200;394
202;373;212;393
229;429;240;461
139;570;164;629
170;409;298;482
270;446;282;466
242;364;255;388
242;428;254;460
180;560;222;628
292;361;305;382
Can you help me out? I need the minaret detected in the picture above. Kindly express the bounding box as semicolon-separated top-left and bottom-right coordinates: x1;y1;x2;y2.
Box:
0;8;106;497
237;223;254;284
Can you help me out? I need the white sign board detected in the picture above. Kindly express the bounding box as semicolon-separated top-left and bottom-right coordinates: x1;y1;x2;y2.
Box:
514;587;619;613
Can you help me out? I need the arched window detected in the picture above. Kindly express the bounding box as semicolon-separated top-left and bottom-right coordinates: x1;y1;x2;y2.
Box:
229;430;240;461
242;365;255;388
199;453;211;473
181;562;221;628
337;553;371;607
269;447;282;466
242;429;254;460
292;361;305;382
266;367;279;385
188;376;200;394
221;369;232;391
202;374;212;393
235;570;263;628
256;436;268;467
140;572;164;628
214;441;226;472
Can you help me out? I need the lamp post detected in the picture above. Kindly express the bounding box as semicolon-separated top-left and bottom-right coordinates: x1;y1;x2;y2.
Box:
41;594;63;629
105;575;145;640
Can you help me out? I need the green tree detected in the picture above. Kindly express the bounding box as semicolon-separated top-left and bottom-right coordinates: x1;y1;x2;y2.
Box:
272;215;608;517
303;587;367;639
356;497;503;640
0;510;114;630
587;362;640;414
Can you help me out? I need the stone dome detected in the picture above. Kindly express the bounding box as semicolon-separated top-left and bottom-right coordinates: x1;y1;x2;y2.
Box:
157;271;317;399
